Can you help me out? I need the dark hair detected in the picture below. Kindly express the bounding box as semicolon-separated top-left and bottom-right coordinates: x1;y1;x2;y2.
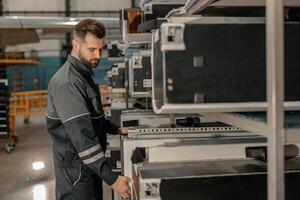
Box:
74;18;106;40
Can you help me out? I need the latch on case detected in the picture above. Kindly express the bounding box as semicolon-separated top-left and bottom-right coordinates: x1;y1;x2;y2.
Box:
160;23;186;51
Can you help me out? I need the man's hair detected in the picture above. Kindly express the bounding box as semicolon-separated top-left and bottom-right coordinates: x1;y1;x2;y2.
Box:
74;18;106;40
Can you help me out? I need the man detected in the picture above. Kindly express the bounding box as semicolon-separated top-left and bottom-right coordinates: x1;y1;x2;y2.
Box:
46;19;131;200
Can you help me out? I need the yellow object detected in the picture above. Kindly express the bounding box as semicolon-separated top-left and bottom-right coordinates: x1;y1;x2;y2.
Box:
0;52;40;66
9;90;48;137
9;86;110;137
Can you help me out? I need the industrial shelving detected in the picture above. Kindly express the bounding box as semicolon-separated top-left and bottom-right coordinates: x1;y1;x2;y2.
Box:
200;1;294;199
150;1;299;200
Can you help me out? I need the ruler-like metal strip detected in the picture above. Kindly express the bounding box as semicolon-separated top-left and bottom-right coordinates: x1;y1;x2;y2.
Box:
126;127;253;139
129;126;241;134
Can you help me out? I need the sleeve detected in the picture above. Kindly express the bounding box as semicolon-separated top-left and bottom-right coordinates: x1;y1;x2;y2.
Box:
103;118;119;135
52;81;118;185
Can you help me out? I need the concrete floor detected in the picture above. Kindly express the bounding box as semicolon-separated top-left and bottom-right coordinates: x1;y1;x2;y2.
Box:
0;115;55;200
0;115;113;200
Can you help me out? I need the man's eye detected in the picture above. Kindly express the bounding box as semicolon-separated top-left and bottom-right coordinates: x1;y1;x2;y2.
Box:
89;49;96;52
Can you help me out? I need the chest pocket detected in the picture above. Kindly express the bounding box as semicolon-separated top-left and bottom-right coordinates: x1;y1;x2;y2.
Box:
87;87;104;116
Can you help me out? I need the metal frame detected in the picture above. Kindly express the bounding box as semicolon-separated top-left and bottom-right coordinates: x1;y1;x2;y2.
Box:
120;8;150;44
200;1;288;198
121;133;269;199
211;0;300;7
120;110;171;128
121;18;152;44
127;126;243;138
266;0;285;199
151;16;300;114
202;112;300;143
152;102;300;114
111;63;126;93
150;2;292;199
128;50;152;98
201;1;287;199
144;0;187;5
201;112;269;137
121;0;295;198
203;2;287;199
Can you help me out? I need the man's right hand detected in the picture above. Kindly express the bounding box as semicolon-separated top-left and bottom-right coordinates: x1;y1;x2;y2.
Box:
111;175;131;199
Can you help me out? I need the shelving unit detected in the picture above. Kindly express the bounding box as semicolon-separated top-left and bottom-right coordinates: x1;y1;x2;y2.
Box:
0;79;9;137
0;78;11;152
0;52;41;153
200;0;290;199
203;111;300;143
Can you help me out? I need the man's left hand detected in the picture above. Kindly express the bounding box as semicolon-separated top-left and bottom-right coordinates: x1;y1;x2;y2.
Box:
118;127;129;135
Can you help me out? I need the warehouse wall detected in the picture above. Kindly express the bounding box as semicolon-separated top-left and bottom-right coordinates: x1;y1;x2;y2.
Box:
2;0;128;91
6;57;114;92
2;0;131;15
2;0;128;53
6;38;63;57
2;0;65;13
71;0;131;11
3;0;65;56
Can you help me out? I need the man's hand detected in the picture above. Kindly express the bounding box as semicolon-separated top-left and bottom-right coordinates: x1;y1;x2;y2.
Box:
118;127;129;135
111;175;131;199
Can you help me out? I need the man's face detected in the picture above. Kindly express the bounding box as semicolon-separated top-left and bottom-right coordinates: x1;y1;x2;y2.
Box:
73;32;105;68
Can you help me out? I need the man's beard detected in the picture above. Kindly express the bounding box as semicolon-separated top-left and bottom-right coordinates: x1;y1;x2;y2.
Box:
79;51;100;68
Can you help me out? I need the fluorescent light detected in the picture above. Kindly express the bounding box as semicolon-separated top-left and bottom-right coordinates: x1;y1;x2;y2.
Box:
33;184;46;200
32;161;45;171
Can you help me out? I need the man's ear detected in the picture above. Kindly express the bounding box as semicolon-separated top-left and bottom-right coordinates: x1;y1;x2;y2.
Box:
72;39;78;48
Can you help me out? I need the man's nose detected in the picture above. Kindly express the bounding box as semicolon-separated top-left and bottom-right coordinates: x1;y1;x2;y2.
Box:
93;51;101;59
94;51;101;59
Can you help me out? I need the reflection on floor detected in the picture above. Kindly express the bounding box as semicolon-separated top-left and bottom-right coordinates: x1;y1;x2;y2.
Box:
1;179;54;200
0;116;55;200
0;115;114;200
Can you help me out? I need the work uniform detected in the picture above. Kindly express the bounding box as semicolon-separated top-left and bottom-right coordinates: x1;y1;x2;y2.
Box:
46;55;119;200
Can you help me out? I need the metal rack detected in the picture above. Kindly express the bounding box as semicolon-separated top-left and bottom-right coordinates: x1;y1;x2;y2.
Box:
201;0;290;199
202;112;300;143
151;0;293;199
127;0;292;199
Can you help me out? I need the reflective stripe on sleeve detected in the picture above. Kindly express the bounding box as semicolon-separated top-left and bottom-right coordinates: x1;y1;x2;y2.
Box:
78;144;101;158
82;152;105;164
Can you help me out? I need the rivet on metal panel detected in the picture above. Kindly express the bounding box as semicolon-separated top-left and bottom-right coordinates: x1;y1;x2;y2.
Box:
167;78;173;84
168;85;174;91
194;56;205;67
